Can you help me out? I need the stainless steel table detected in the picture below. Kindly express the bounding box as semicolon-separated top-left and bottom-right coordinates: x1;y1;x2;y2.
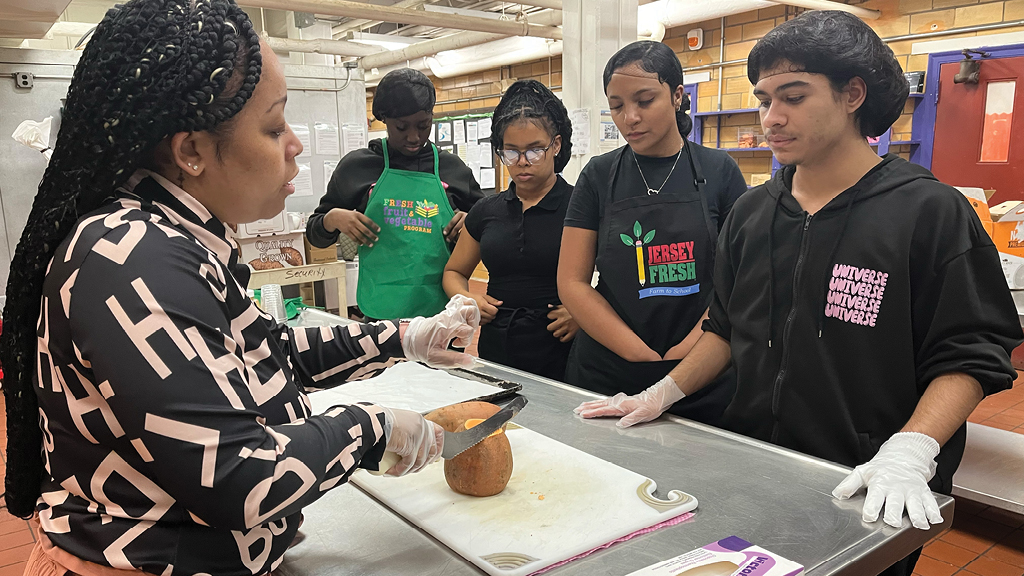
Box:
281;310;953;576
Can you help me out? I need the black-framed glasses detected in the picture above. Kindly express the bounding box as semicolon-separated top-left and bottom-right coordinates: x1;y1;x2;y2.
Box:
496;139;555;166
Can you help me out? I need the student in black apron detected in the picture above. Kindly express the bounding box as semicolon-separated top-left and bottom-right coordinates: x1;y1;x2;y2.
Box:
559;41;748;426
444;80;578;381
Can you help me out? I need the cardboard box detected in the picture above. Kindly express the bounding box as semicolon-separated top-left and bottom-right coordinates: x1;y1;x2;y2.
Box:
990;201;1020;221
238;231;306;270
626;536;803;576
991;202;1024;258
957;187;993;223
304;236;338;264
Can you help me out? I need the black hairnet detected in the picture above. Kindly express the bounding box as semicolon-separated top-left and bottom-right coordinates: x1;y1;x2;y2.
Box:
372;68;437;121
747;10;909;138
490;79;573;173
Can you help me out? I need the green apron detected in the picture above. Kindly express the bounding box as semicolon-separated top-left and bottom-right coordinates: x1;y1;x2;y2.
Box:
357;139;455;319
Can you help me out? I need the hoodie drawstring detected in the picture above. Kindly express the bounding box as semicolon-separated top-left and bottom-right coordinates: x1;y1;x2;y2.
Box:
816;191;859;338
767;192;782;348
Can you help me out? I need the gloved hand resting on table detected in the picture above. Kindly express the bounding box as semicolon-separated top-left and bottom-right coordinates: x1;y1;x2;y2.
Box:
402;294;481;368
573;375;685;428
381;407;444;476
832;431;943;530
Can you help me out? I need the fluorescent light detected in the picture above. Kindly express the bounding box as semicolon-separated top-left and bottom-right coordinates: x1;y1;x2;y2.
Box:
348;32;422;51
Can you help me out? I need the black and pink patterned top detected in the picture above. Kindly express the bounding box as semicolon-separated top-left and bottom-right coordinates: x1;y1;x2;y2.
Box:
34;170;401;575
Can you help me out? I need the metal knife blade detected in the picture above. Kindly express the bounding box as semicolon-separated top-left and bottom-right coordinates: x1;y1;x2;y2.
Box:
441;395;527;460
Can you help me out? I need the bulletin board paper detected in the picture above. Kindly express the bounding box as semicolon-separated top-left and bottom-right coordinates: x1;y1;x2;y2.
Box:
314;123;341;156
293;163;314;197
292;123;312;157
342;124;367;155
453;119;466;145
478;118;492;139
437;122;452;143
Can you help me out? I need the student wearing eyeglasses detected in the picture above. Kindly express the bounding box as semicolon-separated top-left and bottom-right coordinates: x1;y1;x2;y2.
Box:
558;42;748;426
444;80;578;381
307;68;483;320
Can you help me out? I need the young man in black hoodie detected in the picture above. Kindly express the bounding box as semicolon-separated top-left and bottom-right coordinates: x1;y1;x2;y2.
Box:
577;10;1022;570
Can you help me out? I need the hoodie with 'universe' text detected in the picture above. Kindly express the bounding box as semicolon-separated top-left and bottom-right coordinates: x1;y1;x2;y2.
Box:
703;154;1022;492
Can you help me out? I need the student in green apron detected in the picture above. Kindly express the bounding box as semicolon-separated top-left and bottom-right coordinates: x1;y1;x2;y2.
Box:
558;41;748;427
444;80;578;381
306;68;483;319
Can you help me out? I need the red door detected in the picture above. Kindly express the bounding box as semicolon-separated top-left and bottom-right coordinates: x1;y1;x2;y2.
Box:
932;57;1024;205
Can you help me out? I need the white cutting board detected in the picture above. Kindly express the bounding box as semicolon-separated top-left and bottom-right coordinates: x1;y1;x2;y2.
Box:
308;362;502;415
353;426;698;576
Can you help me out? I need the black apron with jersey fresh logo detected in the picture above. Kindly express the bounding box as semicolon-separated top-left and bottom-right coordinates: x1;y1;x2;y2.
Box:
565;143;736;426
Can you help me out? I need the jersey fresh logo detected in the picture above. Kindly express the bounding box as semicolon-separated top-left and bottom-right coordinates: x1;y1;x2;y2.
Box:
620;220;656;286
825;264;888;327
383;198;435;234
620;220;700;299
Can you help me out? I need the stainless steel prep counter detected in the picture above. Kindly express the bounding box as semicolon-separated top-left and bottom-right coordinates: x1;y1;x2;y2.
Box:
280;310;952;576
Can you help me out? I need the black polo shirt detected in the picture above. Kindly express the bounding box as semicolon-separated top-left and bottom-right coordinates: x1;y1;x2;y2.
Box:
464;175;573;309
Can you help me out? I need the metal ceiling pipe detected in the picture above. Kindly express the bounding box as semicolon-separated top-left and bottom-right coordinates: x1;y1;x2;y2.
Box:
513;0;562;9
331;0;427;36
262;32;385;56
767;0;880;19
240;0;563;39
359;8;561;69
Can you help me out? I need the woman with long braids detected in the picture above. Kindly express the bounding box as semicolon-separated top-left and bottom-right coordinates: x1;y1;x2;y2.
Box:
443;80;578;381
0;1;479;573
561;41;747;427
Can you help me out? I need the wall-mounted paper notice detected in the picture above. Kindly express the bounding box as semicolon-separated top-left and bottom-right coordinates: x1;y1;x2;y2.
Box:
314;123;340;156
342;124;366;155
292;124;311;157
478;118;492;139
480;168;496;190
437;122;452;143
323;160;339;192
570;108;591;156
479;142;492;168
471;165;481;184
467;121;478;144
465;143;481;165
453;119;466;145
430;123;436;143
293;162;314;197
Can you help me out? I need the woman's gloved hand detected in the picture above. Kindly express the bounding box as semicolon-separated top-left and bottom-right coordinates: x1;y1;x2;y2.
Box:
832;431;943;530
381;407;445;476
401;294;481;368
573;375;685;428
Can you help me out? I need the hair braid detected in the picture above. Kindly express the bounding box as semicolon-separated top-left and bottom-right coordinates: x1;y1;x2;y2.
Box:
0;0;261;518
490;79;572;173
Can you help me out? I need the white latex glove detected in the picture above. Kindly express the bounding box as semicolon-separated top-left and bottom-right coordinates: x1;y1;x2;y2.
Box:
402;294;481;368
573;375;686;428
381;407;444;476
832;432;943;530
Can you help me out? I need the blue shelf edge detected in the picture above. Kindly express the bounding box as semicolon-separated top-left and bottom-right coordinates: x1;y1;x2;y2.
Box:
717;147;774;152
889;140;921;146
694;108;760;117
